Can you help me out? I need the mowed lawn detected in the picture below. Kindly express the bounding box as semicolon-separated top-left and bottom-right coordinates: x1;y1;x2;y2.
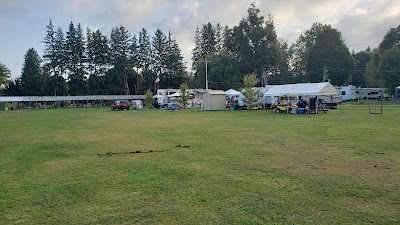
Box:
0;106;399;224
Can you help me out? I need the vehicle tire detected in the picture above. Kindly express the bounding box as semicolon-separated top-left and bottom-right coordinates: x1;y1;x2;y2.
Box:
127;108;130;110
276;108;280;113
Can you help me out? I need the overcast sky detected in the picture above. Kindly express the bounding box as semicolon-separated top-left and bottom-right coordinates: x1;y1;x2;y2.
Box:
1;0;399;79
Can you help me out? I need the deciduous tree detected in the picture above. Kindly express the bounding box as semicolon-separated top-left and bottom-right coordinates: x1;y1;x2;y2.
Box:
306;26;355;85
0;63;11;93
179;83;190;108
224;3;278;78
242;72;260;110
144;88;154;109
378;47;400;95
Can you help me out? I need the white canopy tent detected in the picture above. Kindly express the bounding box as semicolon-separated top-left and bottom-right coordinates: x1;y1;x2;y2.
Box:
152;94;165;99
264;82;338;97
168;92;181;97
264;82;339;114
225;89;241;98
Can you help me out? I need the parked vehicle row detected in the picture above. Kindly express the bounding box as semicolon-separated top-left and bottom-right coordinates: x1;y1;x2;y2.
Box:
111;100;143;110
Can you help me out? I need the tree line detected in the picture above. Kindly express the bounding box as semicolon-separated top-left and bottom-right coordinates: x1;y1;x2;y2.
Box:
190;4;400;95
2;21;187;96
1;3;399;96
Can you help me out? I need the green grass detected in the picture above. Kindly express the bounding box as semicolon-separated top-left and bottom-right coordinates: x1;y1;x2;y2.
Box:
1;106;399;224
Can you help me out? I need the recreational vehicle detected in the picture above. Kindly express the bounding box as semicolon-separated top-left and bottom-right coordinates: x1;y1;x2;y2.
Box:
340;85;357;101
356;88;389;100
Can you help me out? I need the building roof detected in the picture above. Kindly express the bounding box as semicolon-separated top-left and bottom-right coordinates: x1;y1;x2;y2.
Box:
0;95;145;102
205;90;226;95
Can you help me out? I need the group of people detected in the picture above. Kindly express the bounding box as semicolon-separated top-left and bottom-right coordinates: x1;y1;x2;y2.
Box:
296;99;308;109
296;98;308;114
226;97;239;110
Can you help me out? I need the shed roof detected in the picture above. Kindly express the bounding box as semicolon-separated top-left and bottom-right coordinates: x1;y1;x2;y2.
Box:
205;90;226;95
264;82;338;96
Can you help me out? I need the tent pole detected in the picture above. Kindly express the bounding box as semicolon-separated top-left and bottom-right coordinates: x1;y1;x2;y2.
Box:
337;96;339;111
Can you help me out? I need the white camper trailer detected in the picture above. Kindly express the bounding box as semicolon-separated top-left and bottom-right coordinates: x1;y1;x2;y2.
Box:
356;88;389;100
340;85;357;101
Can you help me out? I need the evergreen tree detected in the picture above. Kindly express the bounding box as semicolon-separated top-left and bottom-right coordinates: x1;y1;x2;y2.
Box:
164;32;187;88
42;20;57;77
200;22;217;56
138;28;154;92
215;23;224;53
4;78;22;96
138;28;152;70
151;29;167;86
54;27;66;79
191;26;202;70
20;48;46;95
107;26;132;94
65;22;86;95
87;29;109;94
129;35;142;94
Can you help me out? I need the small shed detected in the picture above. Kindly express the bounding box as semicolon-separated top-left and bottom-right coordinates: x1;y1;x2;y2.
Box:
203;90;226;111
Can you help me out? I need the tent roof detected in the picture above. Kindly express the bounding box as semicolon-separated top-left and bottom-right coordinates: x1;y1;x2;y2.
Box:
264;82;338;96
168;92;181;97
152;94;165;98
225;89;241;96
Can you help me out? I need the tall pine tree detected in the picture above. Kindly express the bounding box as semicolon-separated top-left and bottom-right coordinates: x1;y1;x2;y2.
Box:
20;48;46;96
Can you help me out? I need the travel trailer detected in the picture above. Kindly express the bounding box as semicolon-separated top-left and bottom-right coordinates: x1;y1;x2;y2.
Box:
356;88;389;100
340;85;357;101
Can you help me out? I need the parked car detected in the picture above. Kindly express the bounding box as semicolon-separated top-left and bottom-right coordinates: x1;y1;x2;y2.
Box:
130;100;143;109
111;100;130;110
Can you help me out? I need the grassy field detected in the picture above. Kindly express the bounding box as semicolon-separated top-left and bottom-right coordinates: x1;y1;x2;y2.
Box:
0;106;399;224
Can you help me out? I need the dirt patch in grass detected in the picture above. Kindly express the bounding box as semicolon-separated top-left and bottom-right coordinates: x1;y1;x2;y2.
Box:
97;150;165;156
98;144;191;156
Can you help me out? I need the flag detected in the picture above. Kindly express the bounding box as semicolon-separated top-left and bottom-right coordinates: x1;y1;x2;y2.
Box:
155;77;160;83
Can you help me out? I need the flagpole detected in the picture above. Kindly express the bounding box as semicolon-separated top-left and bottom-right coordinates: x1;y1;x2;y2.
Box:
205;60;208;90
